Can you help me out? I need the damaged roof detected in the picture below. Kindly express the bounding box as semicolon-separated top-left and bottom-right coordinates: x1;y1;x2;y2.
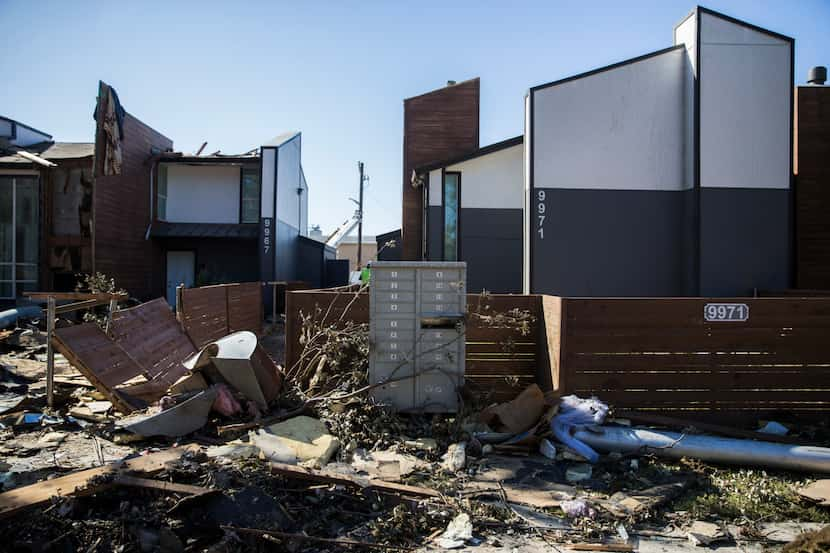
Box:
0;141;94;166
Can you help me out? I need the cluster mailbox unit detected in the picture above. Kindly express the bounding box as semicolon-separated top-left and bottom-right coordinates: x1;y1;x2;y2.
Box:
369;261;466;412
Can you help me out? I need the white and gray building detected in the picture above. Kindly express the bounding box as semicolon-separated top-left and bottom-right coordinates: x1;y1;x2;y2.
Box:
524;6;794;296
418;136;524;293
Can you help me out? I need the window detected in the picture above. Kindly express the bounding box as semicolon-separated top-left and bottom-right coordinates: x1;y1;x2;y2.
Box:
157;164;168;220
443;172;459;261
241;167;260;224
0;176;39;298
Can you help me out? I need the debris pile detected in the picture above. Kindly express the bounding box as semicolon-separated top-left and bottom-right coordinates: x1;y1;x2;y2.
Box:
3;290;830;551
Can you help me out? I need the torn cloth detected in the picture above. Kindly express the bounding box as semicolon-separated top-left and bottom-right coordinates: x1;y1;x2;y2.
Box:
551;395;608;464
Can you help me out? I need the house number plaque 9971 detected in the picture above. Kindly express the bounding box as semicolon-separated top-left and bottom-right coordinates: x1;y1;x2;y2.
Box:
704;303;749;322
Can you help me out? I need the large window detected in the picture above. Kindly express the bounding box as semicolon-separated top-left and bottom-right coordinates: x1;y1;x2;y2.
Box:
443;172;459;261
157;164;168;220
0;176;39;299
241;167;260;224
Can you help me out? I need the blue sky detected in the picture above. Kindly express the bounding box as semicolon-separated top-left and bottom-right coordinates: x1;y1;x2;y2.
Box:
2;0;827;236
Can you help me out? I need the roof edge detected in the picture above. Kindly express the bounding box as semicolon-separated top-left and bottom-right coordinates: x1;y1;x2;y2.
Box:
415;135;523;173
698;5;794;44
404;77;480;103
530;44;686;94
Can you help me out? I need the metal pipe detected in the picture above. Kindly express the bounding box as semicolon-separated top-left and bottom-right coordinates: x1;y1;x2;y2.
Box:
0;306;43;329
573;426;830;473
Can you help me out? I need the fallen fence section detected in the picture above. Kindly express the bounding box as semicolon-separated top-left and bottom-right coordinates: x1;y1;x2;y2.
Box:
54;298;195;413
560;297;830;423
178;282;263;347
286;290;830;423
285;290;558;404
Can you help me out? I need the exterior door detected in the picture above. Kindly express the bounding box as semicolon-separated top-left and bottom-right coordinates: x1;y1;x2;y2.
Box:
166;251;195;307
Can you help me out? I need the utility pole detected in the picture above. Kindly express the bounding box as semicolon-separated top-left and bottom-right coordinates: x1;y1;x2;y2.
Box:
357;161;366;269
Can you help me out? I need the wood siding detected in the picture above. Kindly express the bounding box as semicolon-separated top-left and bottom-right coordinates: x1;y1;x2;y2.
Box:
559;297;830;423
795;86;830;289
402;79;480;260
93;99;172;299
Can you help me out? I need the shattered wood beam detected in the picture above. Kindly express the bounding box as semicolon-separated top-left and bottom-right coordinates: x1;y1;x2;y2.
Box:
224;526;414;551
268;462;440;499
0;445;201;519
113;475;214;496
24;292;128;301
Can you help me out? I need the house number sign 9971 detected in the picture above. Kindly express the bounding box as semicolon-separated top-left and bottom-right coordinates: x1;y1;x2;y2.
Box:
704;303;749;322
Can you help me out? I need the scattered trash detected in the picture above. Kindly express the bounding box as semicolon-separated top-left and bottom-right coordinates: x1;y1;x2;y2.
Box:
404;437;439;451
442;442;467;472
561;499;597;520
480;384;547;434
435;512;473;549
211;383;242;416
759;420;789;436
686;520;727;546
117;388;217;438
565;463;593;483
551;395;609;464
252;416;339;468
184;331;281;409
539;438;557;460
798;479;830;506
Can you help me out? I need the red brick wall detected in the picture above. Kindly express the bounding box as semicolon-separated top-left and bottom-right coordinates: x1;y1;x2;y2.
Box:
401;79;480;260
93;95;172;299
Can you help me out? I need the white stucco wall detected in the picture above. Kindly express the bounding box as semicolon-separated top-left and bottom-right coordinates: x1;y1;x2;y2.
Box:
428;169;442;206
447;144;523;209
674;14;697;189
699;11;791;189
276;134;302;229
532;47;688;191
165;164;240;224
261;148;276;218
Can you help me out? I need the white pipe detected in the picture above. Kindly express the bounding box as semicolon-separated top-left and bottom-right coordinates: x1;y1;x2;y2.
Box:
573;426;830;473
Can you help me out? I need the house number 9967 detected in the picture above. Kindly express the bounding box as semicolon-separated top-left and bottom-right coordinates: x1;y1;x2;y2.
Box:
704;303;749;322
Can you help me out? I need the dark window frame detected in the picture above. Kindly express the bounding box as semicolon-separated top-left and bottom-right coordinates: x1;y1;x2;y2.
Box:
441;170;461;262
239;165;261;224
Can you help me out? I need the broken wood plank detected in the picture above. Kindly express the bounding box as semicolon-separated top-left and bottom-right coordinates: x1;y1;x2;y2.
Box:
268;461;440;499
225;526;413;550
0;444;200;519
570;543;634;552
113;475;214;496
24;292;128;301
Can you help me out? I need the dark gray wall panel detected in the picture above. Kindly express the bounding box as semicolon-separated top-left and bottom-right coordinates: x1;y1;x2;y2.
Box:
530;189;686;296
426;206;443;261
275;219;299;282
461;208;522;293
699;188;790;296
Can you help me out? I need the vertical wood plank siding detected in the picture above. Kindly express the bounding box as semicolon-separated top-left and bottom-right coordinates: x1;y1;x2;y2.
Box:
402;79;480;260
795;86;830;289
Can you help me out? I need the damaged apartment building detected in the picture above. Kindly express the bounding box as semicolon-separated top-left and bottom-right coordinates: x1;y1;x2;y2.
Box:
402;6;800;298
1;81;336;307
0;116;94;301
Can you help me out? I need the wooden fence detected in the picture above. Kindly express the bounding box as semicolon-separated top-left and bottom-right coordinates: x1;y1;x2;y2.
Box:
286;289;830;422
178;282;263;347
555;297;830;422
285;289;560;403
